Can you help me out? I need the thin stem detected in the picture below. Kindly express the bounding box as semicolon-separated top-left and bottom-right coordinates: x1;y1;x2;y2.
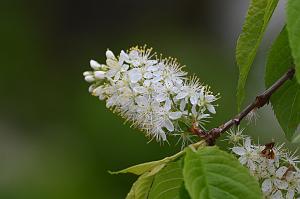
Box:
191;67;295;145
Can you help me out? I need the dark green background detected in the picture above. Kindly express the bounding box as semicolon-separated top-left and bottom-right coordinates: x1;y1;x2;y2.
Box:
0;0;298;198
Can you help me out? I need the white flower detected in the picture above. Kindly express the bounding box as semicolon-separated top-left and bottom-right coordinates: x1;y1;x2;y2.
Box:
175;78;201;105
83;46;218;142
232;137;257;171
261;166;288;195
198;89;217;114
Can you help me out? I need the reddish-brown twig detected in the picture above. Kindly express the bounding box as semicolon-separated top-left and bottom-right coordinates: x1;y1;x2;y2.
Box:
190;68;295;145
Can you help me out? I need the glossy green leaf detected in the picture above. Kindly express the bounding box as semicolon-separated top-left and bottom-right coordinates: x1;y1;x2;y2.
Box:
287;0;300;83
179;183;191;199
265;27;300;142
148;160;188;199
183;146;263;199
126;172;155;199
126;164;166;199
236;0;278;111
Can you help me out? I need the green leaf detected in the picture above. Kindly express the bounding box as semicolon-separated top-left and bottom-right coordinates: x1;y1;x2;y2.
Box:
292;133;300;143
236;0;278;111
265;27;300;141
126;172;155;199
179;183;191;199
148;160;189;199
110;150;184;175
126;164;166;199
183;146;263;199
287;0;300;84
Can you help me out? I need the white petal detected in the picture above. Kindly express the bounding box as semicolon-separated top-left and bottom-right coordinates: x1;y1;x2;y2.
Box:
144;72;153;79
247;160;256;171
129;50;139;60
146;60;158;66
244;137;251;151
106;49;116;59
143;80;151;87
147;65;159;72
164;99;171;111
119;50;129;63
286;189;295;199
93;86;103;96
175;78;183;85
205;95;216;102
152;76;162;83
199;89;204;100
169;112;182;120
121;64;129;72
131;60;140;67
135;96;148;107
175;91;188;100
165;80;173;88
164;119;174;132
190;94;199;105
106;96;117;108
94;71;106;79
232;147;246;156
239;156;247;165
274;179;288;190
261;179;273;193
159;130;167;141
128;68;142;83
113;71;121;81
271;190;283;199
180;99;186;112
90;60;101;70
206;104;216;114
133;86;147;94
156;93;167;102
106;59;119;68
276;166;288;178
198;113;210;120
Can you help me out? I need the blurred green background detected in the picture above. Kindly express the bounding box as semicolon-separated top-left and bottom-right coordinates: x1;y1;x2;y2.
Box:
0;0;298;198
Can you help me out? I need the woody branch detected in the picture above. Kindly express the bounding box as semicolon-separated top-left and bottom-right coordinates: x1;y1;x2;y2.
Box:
191;67;296;146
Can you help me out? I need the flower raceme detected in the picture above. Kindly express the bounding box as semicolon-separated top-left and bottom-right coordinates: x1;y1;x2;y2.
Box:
83;46;218;142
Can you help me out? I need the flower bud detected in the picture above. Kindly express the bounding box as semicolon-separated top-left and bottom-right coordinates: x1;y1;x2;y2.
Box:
94;71;106;79
84;75;95;82
83;71;92;76
106;49;115;60
88;85;95;93
90;60;101;70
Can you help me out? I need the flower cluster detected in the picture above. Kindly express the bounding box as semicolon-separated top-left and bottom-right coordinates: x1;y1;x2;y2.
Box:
228;130;300;199
83;46;218;142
